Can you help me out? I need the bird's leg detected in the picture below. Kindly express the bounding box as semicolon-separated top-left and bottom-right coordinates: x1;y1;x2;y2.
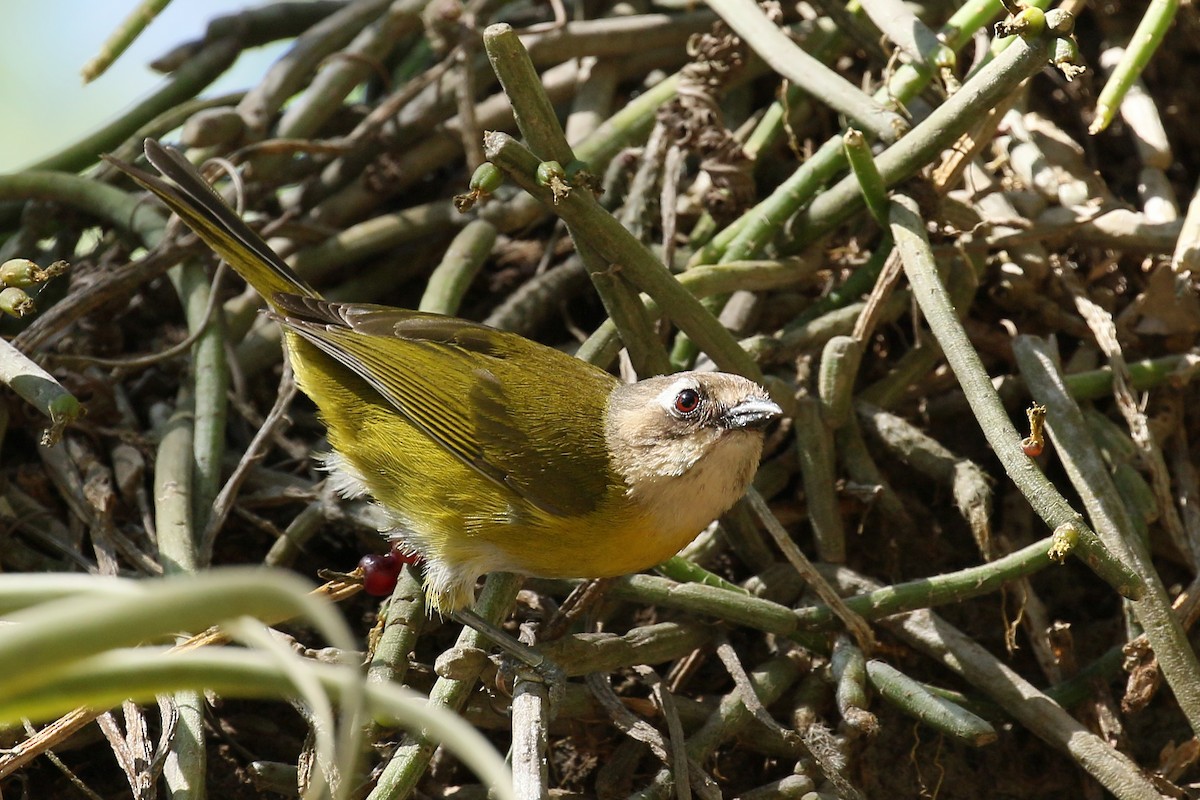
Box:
539;577;614;641
451;608;544;668
452;609;566;713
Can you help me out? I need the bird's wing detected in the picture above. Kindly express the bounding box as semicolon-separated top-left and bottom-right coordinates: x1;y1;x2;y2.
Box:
275;297;617;517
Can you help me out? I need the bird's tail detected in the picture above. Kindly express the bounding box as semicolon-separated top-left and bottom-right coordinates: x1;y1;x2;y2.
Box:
104;138;318;306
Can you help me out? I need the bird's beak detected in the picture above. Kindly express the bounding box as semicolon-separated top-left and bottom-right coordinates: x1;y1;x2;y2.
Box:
721;397;783;430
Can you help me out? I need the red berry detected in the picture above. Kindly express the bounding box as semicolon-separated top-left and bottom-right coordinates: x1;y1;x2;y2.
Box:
359;552;401;596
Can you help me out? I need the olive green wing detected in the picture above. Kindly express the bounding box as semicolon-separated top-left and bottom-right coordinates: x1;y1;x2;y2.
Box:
275;297;617;517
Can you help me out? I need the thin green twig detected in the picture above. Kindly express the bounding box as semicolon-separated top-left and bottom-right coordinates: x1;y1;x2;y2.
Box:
1090;0;1180;134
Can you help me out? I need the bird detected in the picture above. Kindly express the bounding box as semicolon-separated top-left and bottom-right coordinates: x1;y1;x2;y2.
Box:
108;139;782;617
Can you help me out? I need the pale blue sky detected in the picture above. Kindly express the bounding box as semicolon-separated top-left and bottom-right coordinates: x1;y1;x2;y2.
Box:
1;1;286;170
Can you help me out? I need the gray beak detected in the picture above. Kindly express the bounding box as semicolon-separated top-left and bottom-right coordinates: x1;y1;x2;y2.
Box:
722;397;783;430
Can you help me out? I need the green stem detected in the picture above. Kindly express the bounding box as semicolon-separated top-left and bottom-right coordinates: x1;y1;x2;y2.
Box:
706;0;906;142
867;660;996;745
831;567;1164;800
0;172;165;245
794;396;844;562
484;23;576;166
1013;335;1200;738
484;132;762;382
579;241;673;376
786;31;1054;254
482;21;673;375
1090;0;1180;134
889;193;1140;597
419;218;496;315
168;260;228;563
0;338;81;446
842;128;890;227
81;0;172;83
366;572;522;800
236;0;393;136
694;0;1042;268
153;400;206;800
275;0;422;142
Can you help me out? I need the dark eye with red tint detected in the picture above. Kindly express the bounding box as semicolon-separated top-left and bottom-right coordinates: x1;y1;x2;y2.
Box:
674;388;701;414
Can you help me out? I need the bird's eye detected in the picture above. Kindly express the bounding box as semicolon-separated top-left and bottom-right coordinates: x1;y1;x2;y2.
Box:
673;388;701;414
